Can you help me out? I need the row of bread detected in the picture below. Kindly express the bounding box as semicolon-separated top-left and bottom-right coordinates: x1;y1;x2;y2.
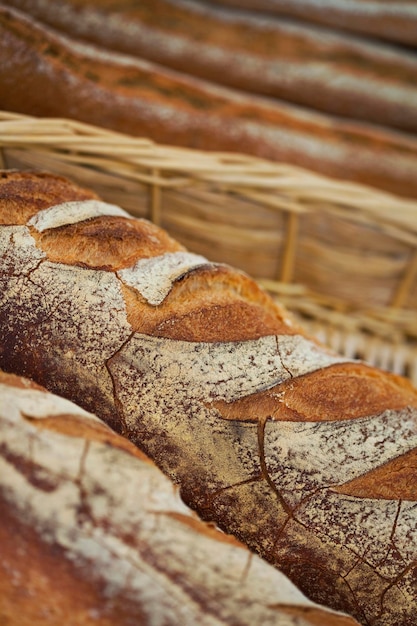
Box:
0;1;417;197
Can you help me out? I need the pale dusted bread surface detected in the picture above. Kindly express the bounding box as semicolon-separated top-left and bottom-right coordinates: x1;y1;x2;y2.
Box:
1;7;417;200
0;370;359;626
1;170;417;625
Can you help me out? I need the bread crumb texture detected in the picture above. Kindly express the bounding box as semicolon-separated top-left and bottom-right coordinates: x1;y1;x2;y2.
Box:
1;171;416;625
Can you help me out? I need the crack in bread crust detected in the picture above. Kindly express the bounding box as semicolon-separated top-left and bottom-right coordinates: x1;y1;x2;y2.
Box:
0;370;360;626
1;174;416;625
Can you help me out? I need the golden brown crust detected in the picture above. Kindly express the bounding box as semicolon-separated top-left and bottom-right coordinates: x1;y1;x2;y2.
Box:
0;170;97;224
0;367;152;463
0;368;44;390
31;215;184;270
148;301;294;342
334;447;417;500
122;265;301;341
27;413;153;463
211;362;417;422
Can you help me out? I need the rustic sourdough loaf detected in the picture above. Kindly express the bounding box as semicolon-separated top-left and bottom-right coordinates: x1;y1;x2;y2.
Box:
0;369;360;626
0;170;416;625
1;6;417;199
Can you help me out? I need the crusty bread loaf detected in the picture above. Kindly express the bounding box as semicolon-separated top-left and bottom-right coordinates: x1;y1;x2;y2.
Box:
1;170;417;625
0;369;360;626
1;6;417;200
5;0;417;133
203;0;417;48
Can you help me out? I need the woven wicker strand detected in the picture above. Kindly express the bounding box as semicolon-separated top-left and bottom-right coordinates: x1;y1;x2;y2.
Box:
1;110;416;383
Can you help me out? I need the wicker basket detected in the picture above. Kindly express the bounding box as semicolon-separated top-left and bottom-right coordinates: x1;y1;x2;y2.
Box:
1;110;416;384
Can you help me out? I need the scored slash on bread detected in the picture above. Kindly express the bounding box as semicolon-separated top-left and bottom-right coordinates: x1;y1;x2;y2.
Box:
0;170;416;625
1;370;360;626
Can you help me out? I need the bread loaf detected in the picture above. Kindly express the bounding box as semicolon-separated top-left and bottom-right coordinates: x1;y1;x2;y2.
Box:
1;6;417;199
5;0;417;133
203;0;417;48
1;170;417;625
1;369;361;626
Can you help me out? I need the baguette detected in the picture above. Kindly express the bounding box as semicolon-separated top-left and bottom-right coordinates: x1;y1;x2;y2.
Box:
5;0;417;133
204;0;417;48
1;6;417;199
1;170;417;625
0;369;360;626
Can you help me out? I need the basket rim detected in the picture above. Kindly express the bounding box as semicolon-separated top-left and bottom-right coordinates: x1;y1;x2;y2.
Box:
1;110;416;341
1;110;416;382
1;110;417;243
